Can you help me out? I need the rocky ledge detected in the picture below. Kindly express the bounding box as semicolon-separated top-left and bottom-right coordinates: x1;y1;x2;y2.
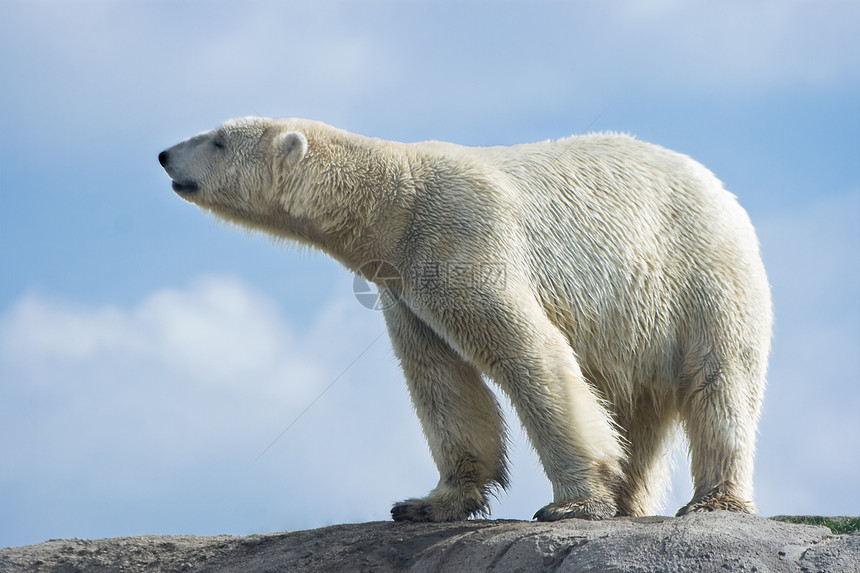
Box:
2;512;858;572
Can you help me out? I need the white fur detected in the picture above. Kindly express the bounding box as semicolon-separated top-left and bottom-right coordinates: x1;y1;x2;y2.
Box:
160;117;772;520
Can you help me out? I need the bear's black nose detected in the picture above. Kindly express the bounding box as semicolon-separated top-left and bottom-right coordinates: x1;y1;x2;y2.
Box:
158;150;169;167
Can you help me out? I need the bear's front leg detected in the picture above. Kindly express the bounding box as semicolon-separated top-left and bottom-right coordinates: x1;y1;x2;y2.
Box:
383;301;509;522
496;349;624;521
429;287;626;521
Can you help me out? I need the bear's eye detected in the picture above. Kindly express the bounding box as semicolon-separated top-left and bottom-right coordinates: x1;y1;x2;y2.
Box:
212;138;226;150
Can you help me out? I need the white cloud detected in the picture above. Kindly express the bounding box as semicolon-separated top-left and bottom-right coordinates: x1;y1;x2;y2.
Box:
0;276;433;544
2;277;312;395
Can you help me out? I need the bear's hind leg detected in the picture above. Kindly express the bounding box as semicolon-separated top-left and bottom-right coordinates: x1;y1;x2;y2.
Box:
676;358;762;516
384;303;508;522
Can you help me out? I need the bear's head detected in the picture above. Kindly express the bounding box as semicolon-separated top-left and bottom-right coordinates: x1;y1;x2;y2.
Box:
159;117;315;237
161;117;405;266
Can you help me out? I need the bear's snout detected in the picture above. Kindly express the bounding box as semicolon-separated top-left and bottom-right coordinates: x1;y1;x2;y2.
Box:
159;149;200;194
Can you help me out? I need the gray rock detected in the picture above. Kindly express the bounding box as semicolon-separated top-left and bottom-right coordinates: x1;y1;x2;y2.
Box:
1;512;857;572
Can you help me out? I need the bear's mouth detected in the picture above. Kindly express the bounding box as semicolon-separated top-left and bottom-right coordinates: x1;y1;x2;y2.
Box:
171;180;200;194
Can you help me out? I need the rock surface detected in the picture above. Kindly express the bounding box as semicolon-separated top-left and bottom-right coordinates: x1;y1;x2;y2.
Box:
2;512;858;572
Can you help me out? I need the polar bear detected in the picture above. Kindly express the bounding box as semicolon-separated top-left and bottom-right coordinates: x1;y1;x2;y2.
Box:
159;117;771;521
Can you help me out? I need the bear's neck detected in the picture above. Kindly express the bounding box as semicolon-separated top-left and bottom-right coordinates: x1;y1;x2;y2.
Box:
303;132;418;273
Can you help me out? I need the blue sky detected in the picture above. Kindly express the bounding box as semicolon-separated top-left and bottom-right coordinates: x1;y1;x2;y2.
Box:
1;0;858;549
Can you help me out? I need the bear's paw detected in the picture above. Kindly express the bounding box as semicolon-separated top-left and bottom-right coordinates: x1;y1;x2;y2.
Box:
533;498;618;521
391;494;488;522
676;487;755;516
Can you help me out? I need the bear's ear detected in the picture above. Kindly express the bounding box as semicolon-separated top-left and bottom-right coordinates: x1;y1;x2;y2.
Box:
276;131;308;166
